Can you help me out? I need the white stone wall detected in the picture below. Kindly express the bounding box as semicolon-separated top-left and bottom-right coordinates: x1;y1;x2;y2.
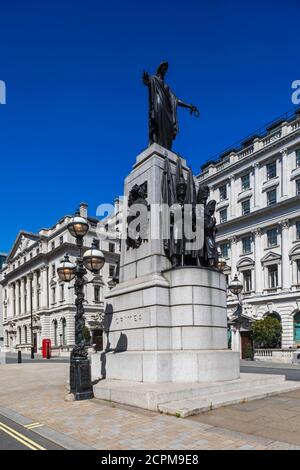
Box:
197;112;300;351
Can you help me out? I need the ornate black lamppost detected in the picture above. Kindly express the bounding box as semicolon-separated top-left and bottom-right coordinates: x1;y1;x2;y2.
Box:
28;271;35;360
57;210;105;401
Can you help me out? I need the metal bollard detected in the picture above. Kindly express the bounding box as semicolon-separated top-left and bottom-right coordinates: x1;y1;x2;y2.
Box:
17;350;22;363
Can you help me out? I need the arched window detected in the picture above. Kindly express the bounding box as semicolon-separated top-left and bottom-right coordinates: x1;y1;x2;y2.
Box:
53;320;58;346
294;312;300;344
264;312;281;348
61;318;67;345
24;325;27;344
266;312;281;322
18;327;22;345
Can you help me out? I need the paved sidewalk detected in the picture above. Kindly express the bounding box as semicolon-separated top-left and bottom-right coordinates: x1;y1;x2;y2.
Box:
0;363;299;450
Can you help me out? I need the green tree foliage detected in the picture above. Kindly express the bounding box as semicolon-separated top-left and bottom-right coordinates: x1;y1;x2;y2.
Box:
252;316;282;348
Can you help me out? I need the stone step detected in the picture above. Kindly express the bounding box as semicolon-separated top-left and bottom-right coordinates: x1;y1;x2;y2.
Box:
150;373;285;404
158;381;300;418
93;373;290;412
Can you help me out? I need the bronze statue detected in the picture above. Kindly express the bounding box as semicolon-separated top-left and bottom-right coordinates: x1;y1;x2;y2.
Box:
203;200;218;268
126;182;149;250
143;62;200;150
161;160;219;269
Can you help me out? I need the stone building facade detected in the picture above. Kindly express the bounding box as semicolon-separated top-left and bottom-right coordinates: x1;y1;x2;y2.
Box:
0;253;7;347
0;202;121;354
197;107;300;358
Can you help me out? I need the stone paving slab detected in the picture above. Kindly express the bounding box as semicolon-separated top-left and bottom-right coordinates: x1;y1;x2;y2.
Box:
0;363;299;450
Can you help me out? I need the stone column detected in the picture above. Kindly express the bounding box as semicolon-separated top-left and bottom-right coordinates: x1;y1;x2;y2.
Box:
229;174;236;218
32;271;38;312
20;278;25;315
280;148;288;198
229;236;238;278
280;219;290;290
27;274;33;314
253;162;261;208
41;265;48;309
8;284;13;318
15;281;20;316
253;228;263;294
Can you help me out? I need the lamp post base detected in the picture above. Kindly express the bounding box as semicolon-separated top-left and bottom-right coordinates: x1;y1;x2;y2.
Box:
70;357;94;401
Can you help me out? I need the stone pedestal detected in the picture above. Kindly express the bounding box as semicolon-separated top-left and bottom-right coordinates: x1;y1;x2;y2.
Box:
100;144;239;384
104;267;239;382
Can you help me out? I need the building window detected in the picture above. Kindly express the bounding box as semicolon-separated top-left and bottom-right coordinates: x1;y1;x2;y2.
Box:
267;161;277;180
52;264;56;278
296;180;300;196
62;318;67;345
109;243;115;253
296;149;300;168
52;287;56;304
59;236;63;245
241;199;250;215
60;284;64;302
219;185;227;201
297;260;300;285
53;320;58;346
296;221;300;240
243;270;252;293
219;242;229;259
24;325;27;344
241;173;250;191
93;239;100;249
94;286;100;302
36;248;40;255
267;228;278;247
242;236;251;254
267;189;277;206
267;228;278;248
51;241;55;250
109;264;115;277
18;327;22;345
268;265;278;288
220;208;227;223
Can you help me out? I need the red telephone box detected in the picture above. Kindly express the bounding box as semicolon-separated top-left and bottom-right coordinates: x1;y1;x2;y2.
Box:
42;339;51;359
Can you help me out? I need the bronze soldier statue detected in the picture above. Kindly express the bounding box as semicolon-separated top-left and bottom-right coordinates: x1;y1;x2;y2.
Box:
143;62;199;150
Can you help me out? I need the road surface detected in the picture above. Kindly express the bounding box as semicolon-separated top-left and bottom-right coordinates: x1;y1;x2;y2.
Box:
241;364;300;381
0;414;64;450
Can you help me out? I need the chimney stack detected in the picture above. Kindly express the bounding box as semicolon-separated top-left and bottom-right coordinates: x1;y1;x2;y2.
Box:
79;202;88;219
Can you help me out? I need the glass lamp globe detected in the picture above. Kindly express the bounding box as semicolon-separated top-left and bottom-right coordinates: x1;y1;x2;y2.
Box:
228;274;243;296
216;250;226;271
57;254;76;282
68;210;89;238
83;240;105;274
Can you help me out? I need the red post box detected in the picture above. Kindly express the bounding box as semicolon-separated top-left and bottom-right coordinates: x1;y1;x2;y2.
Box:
42;339;51;359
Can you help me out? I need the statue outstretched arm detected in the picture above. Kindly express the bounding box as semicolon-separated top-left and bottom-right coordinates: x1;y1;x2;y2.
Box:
177;99;200;117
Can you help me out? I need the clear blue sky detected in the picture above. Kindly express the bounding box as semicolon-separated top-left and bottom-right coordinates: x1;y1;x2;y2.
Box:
0;0;299;253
